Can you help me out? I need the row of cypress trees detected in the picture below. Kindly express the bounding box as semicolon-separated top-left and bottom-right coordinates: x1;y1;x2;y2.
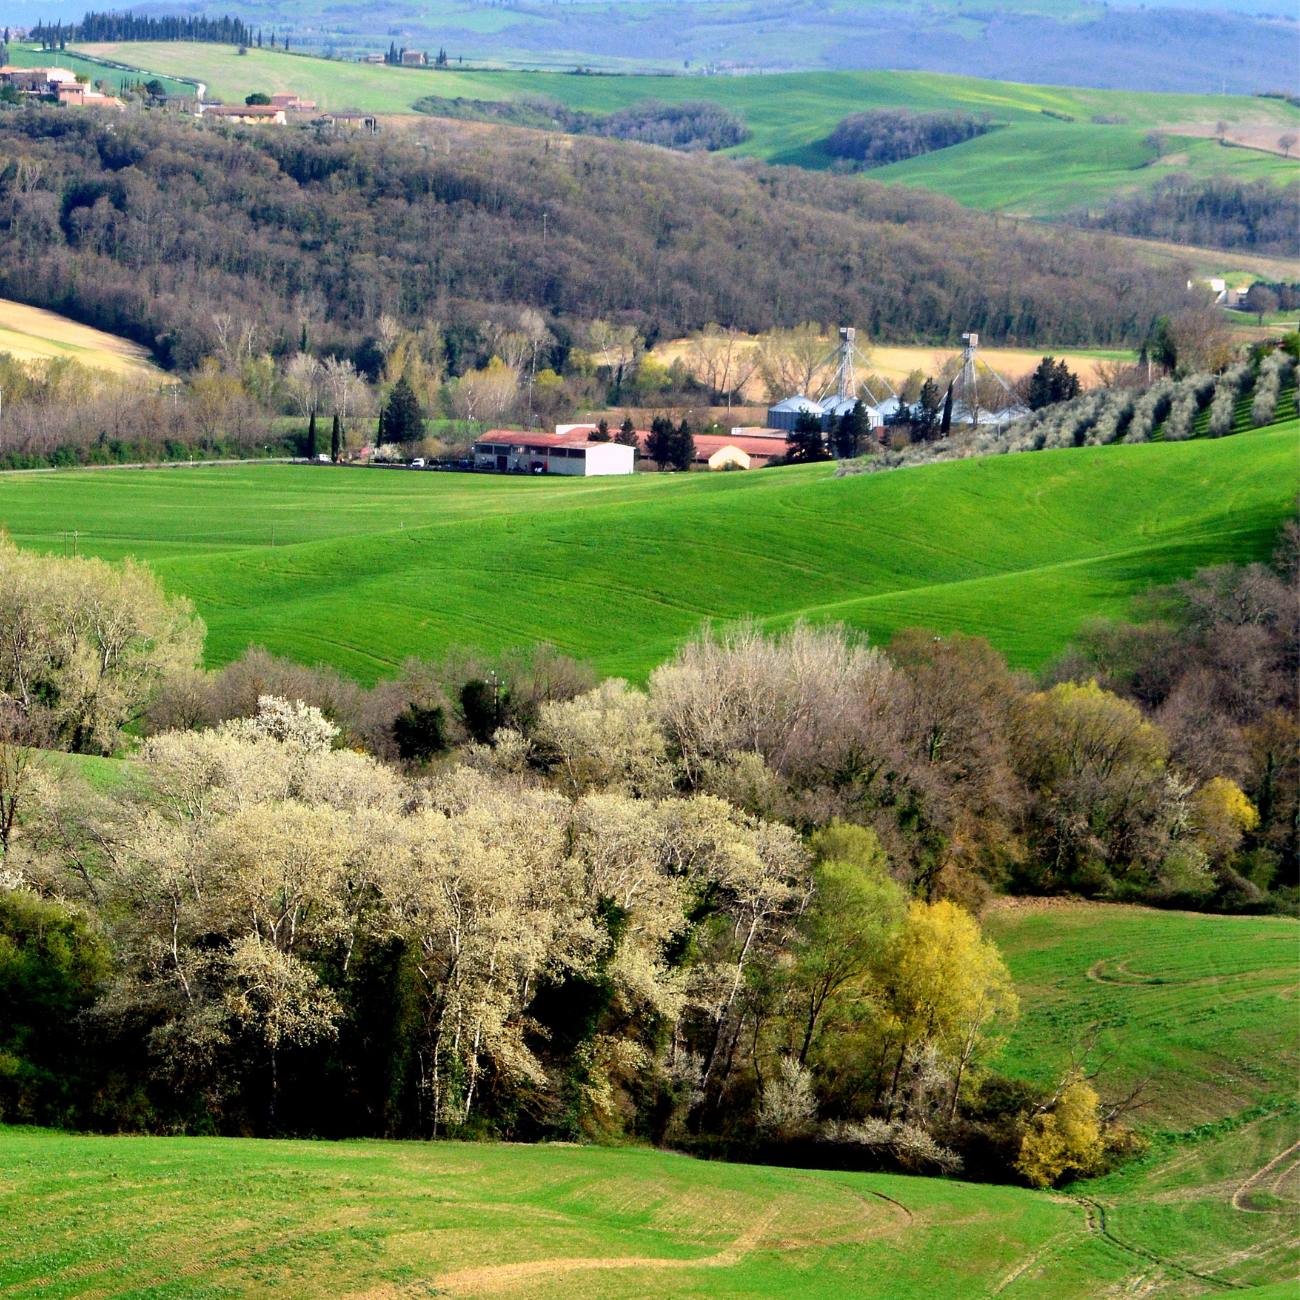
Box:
34;12;251;44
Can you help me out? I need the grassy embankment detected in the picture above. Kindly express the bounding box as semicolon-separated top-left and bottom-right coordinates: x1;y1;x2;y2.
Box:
50;47;1300;219
0;422;1293;683
1;901;1294;1299
0;297;165;380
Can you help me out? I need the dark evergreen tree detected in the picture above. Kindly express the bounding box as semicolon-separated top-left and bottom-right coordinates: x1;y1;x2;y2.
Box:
588;418;611;442
940;382;953;434
1027;356;1081;410
1151;316;1177;374
915;378;943;439
831;400;869;458
305;409;317;458
614;416;640;448
379;374;425;445
669;418;696;470
644;415;675;468
460;679;504;744
331;413;341;462
785;411;829;463
392;703;447;761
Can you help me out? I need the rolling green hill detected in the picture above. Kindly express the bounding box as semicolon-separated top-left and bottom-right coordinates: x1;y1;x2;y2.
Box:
2;901;1294;1299
0;424;1293;683
55;47;1300;217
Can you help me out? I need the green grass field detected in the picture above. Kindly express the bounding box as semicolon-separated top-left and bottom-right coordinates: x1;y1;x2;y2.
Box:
54;47;1300;217
985;903;1300;1128
2;902;1294;1299
0;425;1293;682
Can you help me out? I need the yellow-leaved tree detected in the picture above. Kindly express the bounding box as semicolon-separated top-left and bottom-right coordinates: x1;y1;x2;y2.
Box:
1189;776;1259;862
875;899;1018;1123
1016;1075;1105;1187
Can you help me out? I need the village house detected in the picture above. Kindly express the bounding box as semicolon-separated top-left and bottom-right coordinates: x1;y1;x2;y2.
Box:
270;91;316;112
1;66;123;107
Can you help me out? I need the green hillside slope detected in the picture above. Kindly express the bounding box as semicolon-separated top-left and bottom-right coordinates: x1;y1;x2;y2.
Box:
2;903;1294;1299
0;425;1292;681
986;903;1299;1128
56;48;1300;216
2;1113;1294;1298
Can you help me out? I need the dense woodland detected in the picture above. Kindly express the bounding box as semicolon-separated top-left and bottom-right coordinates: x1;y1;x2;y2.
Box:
1070;175;1300;257
0;109;1198;376
825;110;995;168
0;525;1292;1171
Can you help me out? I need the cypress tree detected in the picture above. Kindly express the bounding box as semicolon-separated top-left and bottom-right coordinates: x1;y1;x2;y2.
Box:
380;374;425;445
331;413;342;462
306;409;317;458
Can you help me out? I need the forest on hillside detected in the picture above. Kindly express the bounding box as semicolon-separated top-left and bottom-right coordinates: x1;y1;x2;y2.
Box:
0;110;1197;372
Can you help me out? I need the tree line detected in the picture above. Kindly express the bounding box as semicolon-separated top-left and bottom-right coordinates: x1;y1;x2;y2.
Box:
1068;175;1299;257
0;524;1292;1180
32;11;252;45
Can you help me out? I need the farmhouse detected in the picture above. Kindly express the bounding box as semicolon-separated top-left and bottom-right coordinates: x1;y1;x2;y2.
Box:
56;84;124;108
270;91;317;112
474;431;634;475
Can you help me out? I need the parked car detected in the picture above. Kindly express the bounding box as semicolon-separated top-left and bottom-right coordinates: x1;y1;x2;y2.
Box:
410;458;425;468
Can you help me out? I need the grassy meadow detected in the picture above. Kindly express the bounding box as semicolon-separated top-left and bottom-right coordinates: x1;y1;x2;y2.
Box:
2;901;1294;1299
56;47;1300;216
0;424;1292;682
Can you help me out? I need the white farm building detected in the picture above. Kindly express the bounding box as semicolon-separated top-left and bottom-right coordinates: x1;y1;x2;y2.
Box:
473;431;634;476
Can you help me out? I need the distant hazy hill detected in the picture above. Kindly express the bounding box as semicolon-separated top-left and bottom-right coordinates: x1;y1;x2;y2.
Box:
78;0;1300;95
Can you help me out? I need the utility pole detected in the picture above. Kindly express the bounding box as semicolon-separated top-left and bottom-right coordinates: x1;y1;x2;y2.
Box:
489;670;503;730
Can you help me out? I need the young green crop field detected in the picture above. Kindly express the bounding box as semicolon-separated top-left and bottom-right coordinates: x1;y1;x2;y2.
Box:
985;902;1300;1129
2;902;1295;1299
56;46;1300;217
0;424;1293;682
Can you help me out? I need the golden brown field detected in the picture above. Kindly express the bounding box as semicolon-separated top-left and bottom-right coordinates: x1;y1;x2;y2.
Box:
0;297;164;379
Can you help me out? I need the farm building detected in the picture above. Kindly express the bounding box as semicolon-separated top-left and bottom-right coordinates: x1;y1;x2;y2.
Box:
768;393;886;433
557;424;787;469
474;432;634;476
689;431;787;468
199;103;287;124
